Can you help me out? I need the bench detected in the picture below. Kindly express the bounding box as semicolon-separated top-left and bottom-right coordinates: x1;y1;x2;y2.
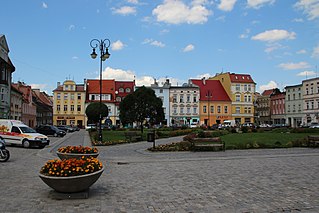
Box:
190;137;225;151
124;131;143;142
308;135;319;147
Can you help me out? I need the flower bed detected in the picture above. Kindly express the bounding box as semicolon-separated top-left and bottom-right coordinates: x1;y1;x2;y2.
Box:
57;145;98;154
40;156;103;177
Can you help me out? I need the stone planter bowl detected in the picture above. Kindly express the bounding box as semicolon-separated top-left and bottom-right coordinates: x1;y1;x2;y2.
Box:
39;167;104;193
56;151;99;160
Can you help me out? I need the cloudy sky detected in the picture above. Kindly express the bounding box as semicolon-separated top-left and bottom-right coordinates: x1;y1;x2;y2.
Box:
1;0;319;93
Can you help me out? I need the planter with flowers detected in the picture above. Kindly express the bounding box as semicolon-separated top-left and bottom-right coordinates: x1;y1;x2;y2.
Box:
39;156;104;193
56;145;99;160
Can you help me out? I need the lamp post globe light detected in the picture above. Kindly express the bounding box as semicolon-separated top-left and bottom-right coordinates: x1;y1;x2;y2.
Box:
90;38;111;143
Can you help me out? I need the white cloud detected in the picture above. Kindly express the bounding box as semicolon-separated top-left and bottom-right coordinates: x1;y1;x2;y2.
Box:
194;73;211;79
296;49;307;54
264;43;284;53
312;44;319;58
127;0;139;4
111;40;125;51
100;67;182;86
297;70;316;76
295;0;319;20
278;61;310;70
152;0;212;24
42;2;48;9
30;83;48;90
69;24;75;31
113;6;137;16
101;67;135;80
183;44;195;52
239;29;250;39
292;18;304;22
218;0;237;11
247;0;275;9
251;29;296;42
72;56;79;60
259;81;278;92
142;39;165;48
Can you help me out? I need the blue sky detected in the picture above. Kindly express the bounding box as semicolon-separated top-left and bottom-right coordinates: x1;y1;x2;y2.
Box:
1;0;319;94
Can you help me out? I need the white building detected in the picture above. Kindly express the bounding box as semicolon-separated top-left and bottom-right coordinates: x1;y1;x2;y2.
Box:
285;84;303;128
302;77;319;125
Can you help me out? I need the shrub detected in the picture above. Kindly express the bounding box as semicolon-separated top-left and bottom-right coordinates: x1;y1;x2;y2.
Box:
241;126;248;133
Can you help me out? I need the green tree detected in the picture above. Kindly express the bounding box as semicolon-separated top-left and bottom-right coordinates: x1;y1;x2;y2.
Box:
119;86;164;132
85;102;109;125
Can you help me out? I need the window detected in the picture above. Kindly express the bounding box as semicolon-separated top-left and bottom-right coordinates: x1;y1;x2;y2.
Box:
236;107;240;114
236;94;241;102
244;95;248;102
311;101;314;109
248;84;251;91
77;93;81;100
217;106;221;113
288;94;290;101
236;84;240;91
57;93;61;100
116;97;121;102
193;96;197;102
244;84;247;91
306;88;309;95
187;107;190;114
173;95;177;103
57;105;60;111
64;93;68;100
64;105;67;111
71;105;74;111
203;106;207;113
306;102;309;110
65;85;69;90
180;107;184;114
210;105;214;113
125;88;131;93
159;89;163;93
173;107;177;114
77;105;81;111
193;107;197;114
70;85;74;90
224;106;228;113
180;95;184;103
311;87;314;94
119;88;124;93
71;94;74;100
187;95;191;102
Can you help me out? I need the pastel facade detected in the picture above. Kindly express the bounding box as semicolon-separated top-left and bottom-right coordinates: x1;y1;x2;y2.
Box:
285;84;303;128
53;80;86;128
191;79;232;126
302;77;319;125
169;82;200;126
210;72;256;124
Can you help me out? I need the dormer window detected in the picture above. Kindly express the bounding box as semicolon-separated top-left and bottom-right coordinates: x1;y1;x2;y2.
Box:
125;88;131;93
119;88;124;93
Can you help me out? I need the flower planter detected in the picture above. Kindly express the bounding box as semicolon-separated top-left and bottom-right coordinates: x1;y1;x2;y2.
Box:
56;151;99;160
39;167;104;193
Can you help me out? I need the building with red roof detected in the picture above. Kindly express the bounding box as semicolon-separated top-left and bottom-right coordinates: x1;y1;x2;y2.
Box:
210;72;256;124
32;89;53;126
191;78;232;126
256;88;281;125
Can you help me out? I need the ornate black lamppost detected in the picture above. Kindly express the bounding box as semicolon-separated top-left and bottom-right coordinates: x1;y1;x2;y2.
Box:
90;39;111;143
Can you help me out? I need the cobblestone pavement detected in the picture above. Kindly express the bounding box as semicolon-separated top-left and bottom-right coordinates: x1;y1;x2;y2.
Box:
0;130;318;213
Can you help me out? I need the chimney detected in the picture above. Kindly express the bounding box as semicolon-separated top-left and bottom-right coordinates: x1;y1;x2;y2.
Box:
202;77;206;85
57;82;61;87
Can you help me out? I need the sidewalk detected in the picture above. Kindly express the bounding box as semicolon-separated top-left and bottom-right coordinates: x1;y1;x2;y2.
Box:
1;130;319;213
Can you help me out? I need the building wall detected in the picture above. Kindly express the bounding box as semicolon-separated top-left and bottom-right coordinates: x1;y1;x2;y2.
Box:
270;92;286;124
285;84;303;127
53;80;86;128
10;88;22;120
200;101;232;126
302;77;319;125
170;86;200;126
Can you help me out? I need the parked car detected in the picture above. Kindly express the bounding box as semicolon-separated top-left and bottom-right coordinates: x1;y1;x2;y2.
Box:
36;125;66;137
56;125;75;133
241;123;255;128
259;124;271;128
85;124;96;130
309;124;319;128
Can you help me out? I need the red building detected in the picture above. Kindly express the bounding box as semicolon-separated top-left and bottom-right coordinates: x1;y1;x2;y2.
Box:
270;90;286;125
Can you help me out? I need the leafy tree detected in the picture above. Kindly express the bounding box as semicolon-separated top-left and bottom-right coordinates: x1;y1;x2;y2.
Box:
119;86;164;132
85;102;109;125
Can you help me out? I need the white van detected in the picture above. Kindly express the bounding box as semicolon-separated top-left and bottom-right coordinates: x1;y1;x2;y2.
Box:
0;119;50;148
222;120;236;128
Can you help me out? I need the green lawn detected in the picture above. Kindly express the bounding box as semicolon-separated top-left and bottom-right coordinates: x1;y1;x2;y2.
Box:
221;132;315;149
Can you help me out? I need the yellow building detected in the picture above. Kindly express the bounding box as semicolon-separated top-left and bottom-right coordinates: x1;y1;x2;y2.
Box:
210;72;256;124
52;80;86;128
191;79;232;126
